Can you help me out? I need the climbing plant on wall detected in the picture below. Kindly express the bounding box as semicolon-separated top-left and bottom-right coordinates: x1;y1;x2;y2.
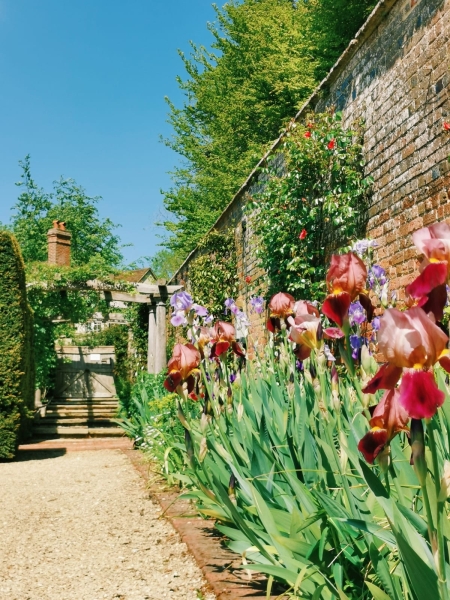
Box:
249;110;372;300
188;230;238;319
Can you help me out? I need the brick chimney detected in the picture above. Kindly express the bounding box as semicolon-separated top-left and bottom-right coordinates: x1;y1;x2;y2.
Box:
47;220;72;266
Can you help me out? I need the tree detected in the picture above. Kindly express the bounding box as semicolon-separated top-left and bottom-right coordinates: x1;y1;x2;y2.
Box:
0;231;34;458
11;155;124;268
162;0;318;256
162;0;377;260
306;0;378;82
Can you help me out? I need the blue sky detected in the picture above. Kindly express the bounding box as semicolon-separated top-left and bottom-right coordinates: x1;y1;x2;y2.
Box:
0;0;217;264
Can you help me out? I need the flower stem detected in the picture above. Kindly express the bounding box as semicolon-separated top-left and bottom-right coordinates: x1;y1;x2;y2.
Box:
427;423;448;598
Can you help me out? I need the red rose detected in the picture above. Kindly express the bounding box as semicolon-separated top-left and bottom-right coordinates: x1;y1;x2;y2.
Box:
245;276;251;284
304;131;311;138
299;229;307;240
444;122;450;131
327;139;336;150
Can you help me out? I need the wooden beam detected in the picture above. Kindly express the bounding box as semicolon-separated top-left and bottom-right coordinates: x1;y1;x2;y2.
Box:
101;291;151;304
136;283;183;295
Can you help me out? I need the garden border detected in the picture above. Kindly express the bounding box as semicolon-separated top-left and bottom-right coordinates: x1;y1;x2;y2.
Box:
124;449;285;600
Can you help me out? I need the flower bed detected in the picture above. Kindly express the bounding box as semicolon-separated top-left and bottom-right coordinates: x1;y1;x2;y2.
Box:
124;221;450;600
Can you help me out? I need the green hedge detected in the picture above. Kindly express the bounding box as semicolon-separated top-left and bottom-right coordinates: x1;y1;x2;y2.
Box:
0;231;35;458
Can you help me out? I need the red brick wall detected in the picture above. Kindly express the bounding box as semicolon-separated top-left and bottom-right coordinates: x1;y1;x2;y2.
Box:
172;0;450;346
47;229;72;266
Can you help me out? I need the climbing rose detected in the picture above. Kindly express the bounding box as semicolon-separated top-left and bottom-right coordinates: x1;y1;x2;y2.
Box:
299;229;307;240
444;122;450;131
327;139;336;150
245;276;251;284
304;131;311;138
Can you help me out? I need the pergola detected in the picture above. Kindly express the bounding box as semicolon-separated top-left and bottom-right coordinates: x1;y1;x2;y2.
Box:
99;282;182;374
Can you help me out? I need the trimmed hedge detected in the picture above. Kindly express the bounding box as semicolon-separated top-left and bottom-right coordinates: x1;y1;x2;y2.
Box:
0;231;35;458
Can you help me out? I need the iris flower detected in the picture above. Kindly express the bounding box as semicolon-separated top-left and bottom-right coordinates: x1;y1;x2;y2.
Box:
363;307;448;419
358;389;409;464
267;292;295;332
322;252;368;327
164;343;201;393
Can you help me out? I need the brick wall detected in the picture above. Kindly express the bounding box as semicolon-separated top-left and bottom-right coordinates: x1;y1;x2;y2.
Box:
171;0;450;347
47;227;72;266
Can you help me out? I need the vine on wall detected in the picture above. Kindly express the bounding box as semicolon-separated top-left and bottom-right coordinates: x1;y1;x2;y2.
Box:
188;229;238;318
249;109;372;300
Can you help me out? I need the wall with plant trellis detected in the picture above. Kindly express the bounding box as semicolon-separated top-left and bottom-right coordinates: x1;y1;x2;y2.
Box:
171;0;450;346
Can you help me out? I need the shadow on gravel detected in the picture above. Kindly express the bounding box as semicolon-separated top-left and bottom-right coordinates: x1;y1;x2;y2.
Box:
14;449;67;461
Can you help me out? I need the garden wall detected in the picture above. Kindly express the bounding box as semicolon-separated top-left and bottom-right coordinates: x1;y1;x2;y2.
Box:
171;0;450;347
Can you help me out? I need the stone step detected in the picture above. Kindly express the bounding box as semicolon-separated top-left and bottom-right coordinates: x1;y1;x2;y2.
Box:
33;425;124;439
49;398;119;405
46;409;118;416
42;417;119;426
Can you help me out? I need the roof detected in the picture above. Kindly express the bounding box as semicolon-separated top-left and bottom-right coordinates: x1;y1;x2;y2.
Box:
116;267;156;283
169;0;399;283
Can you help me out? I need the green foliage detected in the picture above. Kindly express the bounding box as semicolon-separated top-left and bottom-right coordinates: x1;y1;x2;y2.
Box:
163;0;318;256
126;303;151;373
188;230;238;317
163;0;377;258
307;0;378;82
11;155;124;267
159;341;443;598
149;248;184;281
250;111;372;300
117;372;189;482
0;231;34;458
26;260;120;392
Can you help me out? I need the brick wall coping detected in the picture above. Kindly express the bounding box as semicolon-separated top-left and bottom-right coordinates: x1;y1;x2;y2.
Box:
169;0;399;284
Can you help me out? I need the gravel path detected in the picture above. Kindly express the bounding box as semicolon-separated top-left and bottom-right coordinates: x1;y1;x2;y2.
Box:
0;449;216;600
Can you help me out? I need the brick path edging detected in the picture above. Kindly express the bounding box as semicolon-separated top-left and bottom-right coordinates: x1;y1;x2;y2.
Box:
124;449;286;600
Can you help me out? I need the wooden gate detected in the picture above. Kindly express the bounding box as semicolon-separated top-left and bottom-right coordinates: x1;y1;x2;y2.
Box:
54;346;117;400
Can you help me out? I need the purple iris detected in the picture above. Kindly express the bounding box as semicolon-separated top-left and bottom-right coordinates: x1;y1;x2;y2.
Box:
348;301;366;326
372;316;381;331
368;265;387;289
194;304;208;317
350;335;364;359
324;344;335;362
225;298;235;310
250;296;264;314
170;290;208;326
171;313;186;327
295;360;304;372
352;239;377;256
229;373;237;384
170;291;193;310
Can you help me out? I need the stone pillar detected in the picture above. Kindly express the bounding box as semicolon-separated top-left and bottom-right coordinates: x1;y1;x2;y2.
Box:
147;304;156;374
155;300;167;374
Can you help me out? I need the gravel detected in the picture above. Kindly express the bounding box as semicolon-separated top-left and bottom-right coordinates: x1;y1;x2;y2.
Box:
0;450;216;600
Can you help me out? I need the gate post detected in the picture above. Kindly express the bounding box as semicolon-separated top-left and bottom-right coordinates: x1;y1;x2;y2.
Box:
147;304;157;374
154;300;167;374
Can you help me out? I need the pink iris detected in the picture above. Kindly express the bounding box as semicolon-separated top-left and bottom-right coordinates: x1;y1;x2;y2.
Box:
406;223;450;319
164;343;201;392
209;321;245;358
322;252;367;327
358;389;409;464
363;307;448;419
